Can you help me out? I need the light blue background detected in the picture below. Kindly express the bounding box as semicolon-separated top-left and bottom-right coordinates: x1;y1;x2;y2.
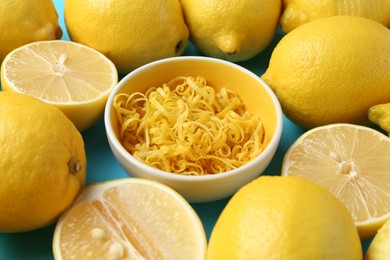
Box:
0;1;372;258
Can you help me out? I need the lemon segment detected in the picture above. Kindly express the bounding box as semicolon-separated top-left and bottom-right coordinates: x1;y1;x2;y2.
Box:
1;40;118;131
52;178;207;260
281;123;390;239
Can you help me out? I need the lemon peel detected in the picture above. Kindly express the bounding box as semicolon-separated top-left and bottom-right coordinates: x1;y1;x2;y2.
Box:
113;76;265;175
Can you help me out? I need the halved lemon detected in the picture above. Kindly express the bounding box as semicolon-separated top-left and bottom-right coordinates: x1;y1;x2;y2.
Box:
281;123;390;239
1;40;118;131
52;178;207;259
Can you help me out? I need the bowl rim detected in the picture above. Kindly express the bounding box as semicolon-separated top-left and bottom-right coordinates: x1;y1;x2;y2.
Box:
104;56;283;182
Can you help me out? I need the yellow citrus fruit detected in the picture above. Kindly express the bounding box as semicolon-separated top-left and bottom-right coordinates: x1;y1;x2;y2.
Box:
0;92;86;232
1;40;118;132
280;0;390;33
207;175;362;259
365;218;390;260
262;16;390;129
368;103;390;136
281;123;390;239
180;0;281;62
53;178;207;259
0;0;62;62
64;0;189;74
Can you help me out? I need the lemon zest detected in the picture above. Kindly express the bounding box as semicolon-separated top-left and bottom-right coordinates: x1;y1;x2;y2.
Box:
113;76;265;175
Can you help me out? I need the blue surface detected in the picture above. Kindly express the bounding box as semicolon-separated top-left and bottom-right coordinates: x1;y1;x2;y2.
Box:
0;1;372;258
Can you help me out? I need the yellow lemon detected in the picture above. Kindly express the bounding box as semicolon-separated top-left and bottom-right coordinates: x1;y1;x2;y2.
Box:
1;40;118;132
180;0;281;62
366;218;390;260
262;16;390;129
281;0;390;33
0;0;62;62
53;178;207;259
0;92;86;232
207;176;362;259
368;103;390;136
64;0;189;74
282;123;390;239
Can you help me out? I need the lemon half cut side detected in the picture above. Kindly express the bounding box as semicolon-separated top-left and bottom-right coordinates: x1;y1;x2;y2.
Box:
52;178;207;260
1;40;118;131
282;123;390;239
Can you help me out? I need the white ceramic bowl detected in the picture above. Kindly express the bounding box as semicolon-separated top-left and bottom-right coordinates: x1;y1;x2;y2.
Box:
104;56;283;203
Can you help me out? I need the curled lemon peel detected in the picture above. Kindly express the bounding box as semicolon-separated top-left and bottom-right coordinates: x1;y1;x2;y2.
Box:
113;76;265;175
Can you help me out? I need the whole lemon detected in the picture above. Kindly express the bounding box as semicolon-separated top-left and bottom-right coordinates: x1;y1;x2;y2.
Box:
262;16;390;129
207;176;362;260
180;0;281;62
64;0;189;74
0;92;86;232
281;0;390;33
366;218;390;260
368;103;390;136
0;0;62;62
